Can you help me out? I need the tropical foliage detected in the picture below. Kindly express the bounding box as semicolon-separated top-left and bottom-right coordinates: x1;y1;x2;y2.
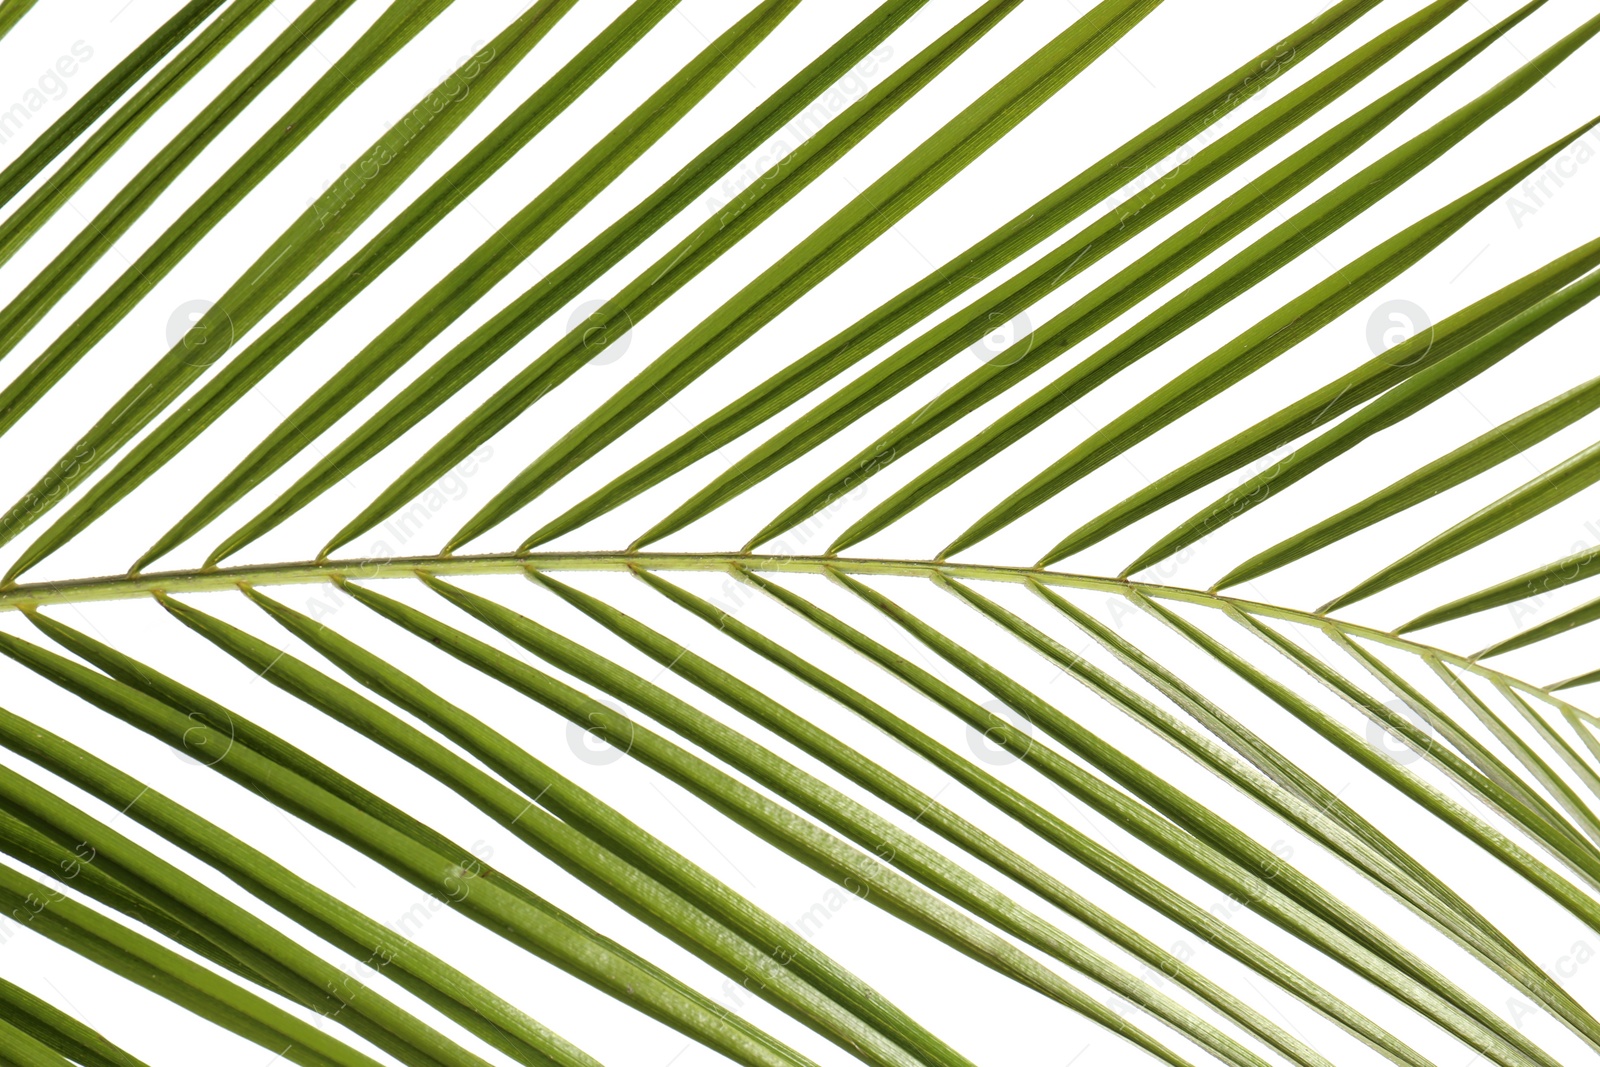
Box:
0;1;1599;1064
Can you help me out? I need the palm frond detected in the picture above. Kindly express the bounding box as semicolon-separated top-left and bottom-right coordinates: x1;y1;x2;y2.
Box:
3;2;1600;1064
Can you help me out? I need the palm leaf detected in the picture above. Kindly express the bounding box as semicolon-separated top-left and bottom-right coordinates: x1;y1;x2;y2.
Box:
1073;236;1600;575
0;0;239;226
0;0;37;42
619;0;1506;553
2;2;1600;1064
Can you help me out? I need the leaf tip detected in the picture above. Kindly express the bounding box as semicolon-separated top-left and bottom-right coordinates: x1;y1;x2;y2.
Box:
1550;672;1598;692
1393;611;1436;635
1211;563;1252;592
826;531;860;556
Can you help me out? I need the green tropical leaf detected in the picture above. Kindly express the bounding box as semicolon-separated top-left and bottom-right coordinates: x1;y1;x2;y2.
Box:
141;0;896;572
623;0;1496;553
2;2;1600;1064
1090;243;1600;578
540;0;1407;550
0;0;579;567
0;0;239;228
0;972;151;1067
0;0;37;42
984;106;1600;564
760;0;1576;557
1208;368;1600;592
0;0;373;404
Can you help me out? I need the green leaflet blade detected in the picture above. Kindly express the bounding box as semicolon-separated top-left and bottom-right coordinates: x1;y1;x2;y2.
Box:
1105;250;1600;579
531;0;1397;550
305;0;1027;562
1554;669;1600;692
1136;596;1600;1059
453;0;1167;554
0;703;602;1067
0;0;37;41
198;0;937;566
0;1012;94;1067
241;583;972;1067
731;564;1431;1065
1399;542;1600;633
166;591;933;1067
1422;659;1600;854
0;681;496;1067
0;0;367;389
1478;592;1600;660
353;575;1204;1067
8;620;813;1067
1219;369;1600;590
1219;607;1600;909
118;0;758;572
34;0;729;574
832;569;1554;1067
26;606;804;1067
782;0;1553;556
0;0;575;580
634;564;1373;1067
0;800;277;990
0;972;153;1067
1027;580;1600;1051
1330;438;1600;612
1480;676;1600;835
0;851;381;1067
0;0;235;226
694;0;1494;555
1330;632;1590;846
529;569;1283;1067
318;0;1163;557
0;0;276;269
1004;113;1600;567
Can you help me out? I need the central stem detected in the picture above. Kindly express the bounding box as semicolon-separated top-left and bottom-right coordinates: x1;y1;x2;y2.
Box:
0;550;1573;710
